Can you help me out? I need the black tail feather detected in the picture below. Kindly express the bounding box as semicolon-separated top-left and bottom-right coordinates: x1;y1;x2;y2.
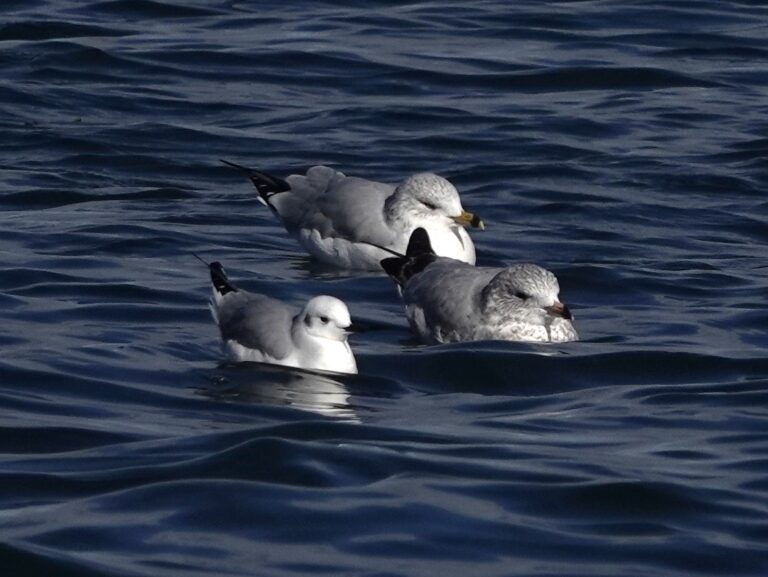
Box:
380;228;436;287
221;159;291;201
209;261;238;296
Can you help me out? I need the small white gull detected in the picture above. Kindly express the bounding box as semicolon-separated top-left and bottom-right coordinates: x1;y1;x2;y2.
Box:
222;161;484;270
381;228;579;344
205;260;357;374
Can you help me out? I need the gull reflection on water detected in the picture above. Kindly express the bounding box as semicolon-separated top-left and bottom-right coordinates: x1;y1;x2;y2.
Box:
205;362;359;421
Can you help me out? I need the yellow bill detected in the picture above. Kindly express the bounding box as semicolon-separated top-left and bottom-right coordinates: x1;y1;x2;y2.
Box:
452;210;485;230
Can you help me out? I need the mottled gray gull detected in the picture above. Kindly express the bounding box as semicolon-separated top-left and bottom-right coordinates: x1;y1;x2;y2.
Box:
381;229;578;344
205;261;357;374
222;160;484;270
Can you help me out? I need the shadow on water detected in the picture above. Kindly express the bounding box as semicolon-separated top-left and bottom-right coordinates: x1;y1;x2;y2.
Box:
199;361;406;422
363;340;768;396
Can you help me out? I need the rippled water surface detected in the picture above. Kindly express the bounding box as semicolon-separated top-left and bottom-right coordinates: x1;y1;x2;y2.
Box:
2;1;768;576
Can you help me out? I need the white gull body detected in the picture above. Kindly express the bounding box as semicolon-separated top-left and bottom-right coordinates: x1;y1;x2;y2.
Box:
224;162;484;270
207;262;357;374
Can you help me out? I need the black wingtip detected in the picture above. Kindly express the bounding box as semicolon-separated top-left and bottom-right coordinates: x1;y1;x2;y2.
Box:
221;159;291;200
405;227;435;258
220;159;248;172
191;252;210;267
380;256;403;280
209;261;237;296
380;228;437;287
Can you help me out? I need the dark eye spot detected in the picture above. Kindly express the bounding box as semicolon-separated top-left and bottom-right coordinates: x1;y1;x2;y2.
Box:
515;291;530;300
422;201;438;210
320;316;329;324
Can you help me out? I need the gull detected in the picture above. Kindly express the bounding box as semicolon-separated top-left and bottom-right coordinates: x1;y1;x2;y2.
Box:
204;260;357;374
222;160;484;270
381;229;579;344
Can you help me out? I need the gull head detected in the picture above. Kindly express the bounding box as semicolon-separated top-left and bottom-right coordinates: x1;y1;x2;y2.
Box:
482;264;573;322
392;173;484;229
300;296;353;342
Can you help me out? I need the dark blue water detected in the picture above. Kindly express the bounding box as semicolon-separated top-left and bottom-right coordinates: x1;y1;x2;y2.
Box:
2;1;768;575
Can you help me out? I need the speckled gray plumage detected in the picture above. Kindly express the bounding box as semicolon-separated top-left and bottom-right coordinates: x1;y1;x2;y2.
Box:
402;259;578;343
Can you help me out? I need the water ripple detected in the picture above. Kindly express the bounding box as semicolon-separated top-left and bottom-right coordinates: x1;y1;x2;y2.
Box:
1;1;767;576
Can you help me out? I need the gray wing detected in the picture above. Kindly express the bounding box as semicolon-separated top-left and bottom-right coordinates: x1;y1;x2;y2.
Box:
404;260;499;332
273;167;399;246
215;292;295;359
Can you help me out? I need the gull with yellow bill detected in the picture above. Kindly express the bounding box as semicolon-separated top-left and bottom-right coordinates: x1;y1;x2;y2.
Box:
222;161;484;270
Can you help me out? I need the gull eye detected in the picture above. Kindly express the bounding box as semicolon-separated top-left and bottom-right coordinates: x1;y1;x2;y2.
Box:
515;291;530;300
422;200;438;210
320;316;329;324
